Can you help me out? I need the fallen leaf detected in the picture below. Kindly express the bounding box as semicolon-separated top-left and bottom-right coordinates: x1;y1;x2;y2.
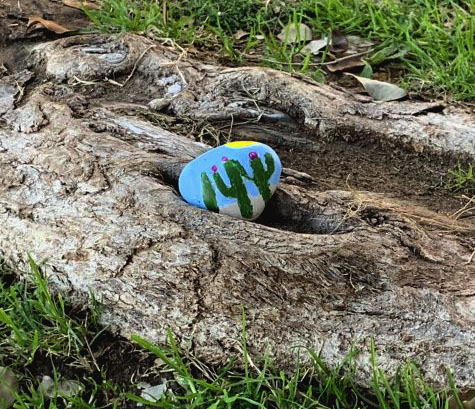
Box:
301;37;329;54
27;17;73;34
345;73;407;101
39;375;83;398
277;23;312;44
346;35;374;50
448;389;475;409
63;0;100;10
233;30;249;40
0;367;19;408
330;29;348;54
138;381;167;404
326;54;366;72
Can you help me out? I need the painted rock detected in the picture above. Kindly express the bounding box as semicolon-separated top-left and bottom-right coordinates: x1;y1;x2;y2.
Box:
179;141;282;220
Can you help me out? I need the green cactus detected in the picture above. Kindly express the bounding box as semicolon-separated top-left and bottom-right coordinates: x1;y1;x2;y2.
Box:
212;159;253;219
248;152;275;203
202;151;277;219
201;172;219;212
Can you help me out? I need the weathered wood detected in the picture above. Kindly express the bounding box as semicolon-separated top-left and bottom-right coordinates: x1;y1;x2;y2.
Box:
0;34;474;388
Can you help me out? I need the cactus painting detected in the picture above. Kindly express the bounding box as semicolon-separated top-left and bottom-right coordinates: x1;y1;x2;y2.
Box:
200;172;218;212
212;158;254;219
179;141;281;220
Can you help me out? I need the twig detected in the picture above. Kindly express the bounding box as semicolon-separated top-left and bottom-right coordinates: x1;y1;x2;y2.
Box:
450;195;475;220
243;49;372;67
14;80;24;103
107;45;156;87
464;249;475;265
152;37;188;86
228;113;234;140
72;75;98;85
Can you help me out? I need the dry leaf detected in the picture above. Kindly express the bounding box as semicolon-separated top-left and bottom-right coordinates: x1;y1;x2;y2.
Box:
63;0;100;10
39;375;84;398
326;54;365;72
346;35;374;50
0;367;19;408
27;17;73;34
345;73;407;101
448;389;475;409
330;29;348;54
301;37;329;54
277;23;312;44
233;30;249;40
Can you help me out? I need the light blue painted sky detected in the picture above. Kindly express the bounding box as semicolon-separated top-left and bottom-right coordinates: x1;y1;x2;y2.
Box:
179;143;282;209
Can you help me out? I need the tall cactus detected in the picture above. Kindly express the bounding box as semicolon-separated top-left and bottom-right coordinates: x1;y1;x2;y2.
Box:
200;172;218;212
212;158;253;219
248;152;275;203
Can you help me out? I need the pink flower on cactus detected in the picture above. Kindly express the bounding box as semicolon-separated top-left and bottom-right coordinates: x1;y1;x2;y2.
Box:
249;151;258;160
221;156;229;162
211;165;218;173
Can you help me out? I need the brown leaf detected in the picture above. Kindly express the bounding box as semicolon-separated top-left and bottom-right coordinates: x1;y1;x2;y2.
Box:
27;17;73;34
63;0;100;10
330;29;348;54
0;367;19;408
233;30;249;40
326;54;365;72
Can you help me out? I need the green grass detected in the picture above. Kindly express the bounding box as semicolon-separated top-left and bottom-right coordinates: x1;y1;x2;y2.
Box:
82;0;475;100
0;256;469;408
0;256;95;366
0;257;124;408
128;331;462;409
448;163;475;191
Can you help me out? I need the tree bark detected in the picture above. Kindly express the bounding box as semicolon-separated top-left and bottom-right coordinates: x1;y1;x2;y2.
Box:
0;34;474;388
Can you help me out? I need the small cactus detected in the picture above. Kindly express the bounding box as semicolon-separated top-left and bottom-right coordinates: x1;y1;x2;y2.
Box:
212;159;253;219
248;152;275;203
201;172;218;212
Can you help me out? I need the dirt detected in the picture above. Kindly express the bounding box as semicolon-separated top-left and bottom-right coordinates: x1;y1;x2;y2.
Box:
0;268;158;407
0;0;90;68
22;335;163;408
232;122;470;218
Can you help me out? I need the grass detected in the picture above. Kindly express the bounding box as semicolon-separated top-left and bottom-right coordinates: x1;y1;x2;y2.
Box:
448;163;475;192
0;256;469;408
82;0;475;100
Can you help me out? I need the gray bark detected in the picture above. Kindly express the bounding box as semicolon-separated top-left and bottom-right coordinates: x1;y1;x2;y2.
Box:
0;34;474;388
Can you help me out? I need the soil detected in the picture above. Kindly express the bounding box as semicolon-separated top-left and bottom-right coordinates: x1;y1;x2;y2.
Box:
0;0;91;73
232;122;470;217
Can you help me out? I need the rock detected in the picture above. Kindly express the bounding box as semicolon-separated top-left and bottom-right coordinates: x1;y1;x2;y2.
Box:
179;141;281;220
0;367;18;408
